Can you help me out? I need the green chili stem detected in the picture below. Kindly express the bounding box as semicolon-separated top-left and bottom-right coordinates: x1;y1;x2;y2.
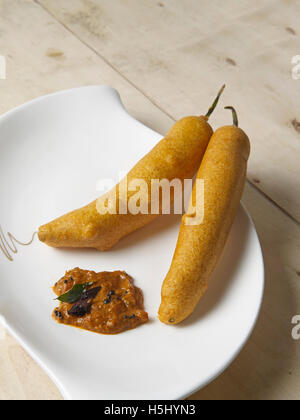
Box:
205;84;226;118
225;106;239;127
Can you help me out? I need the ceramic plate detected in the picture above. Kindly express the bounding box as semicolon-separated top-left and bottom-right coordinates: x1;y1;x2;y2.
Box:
0;86;264;400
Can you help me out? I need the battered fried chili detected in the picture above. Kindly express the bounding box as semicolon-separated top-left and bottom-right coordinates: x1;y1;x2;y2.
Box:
52;268;148;334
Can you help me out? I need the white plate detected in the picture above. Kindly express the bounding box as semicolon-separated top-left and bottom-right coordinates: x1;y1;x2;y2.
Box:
0;86;264;400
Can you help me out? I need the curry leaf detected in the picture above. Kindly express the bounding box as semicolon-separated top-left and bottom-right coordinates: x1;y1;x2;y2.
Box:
56;282;93;304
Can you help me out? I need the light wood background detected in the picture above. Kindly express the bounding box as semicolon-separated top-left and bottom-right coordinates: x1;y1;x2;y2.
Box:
0;0;299;400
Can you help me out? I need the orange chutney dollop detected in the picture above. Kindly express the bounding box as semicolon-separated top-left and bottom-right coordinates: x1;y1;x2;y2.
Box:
53;268;148;334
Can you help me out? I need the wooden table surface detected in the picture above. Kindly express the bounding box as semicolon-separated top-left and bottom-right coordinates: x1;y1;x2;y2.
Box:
0;0;299;400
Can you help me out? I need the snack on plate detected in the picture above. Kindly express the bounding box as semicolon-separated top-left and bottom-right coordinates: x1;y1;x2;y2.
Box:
159;107;250;324
38;87;225;251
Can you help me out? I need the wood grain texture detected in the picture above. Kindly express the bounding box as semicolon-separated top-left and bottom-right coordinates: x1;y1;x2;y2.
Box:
38;0;300;223
0;324;62;400
0;0;299;400
0;0;173;133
